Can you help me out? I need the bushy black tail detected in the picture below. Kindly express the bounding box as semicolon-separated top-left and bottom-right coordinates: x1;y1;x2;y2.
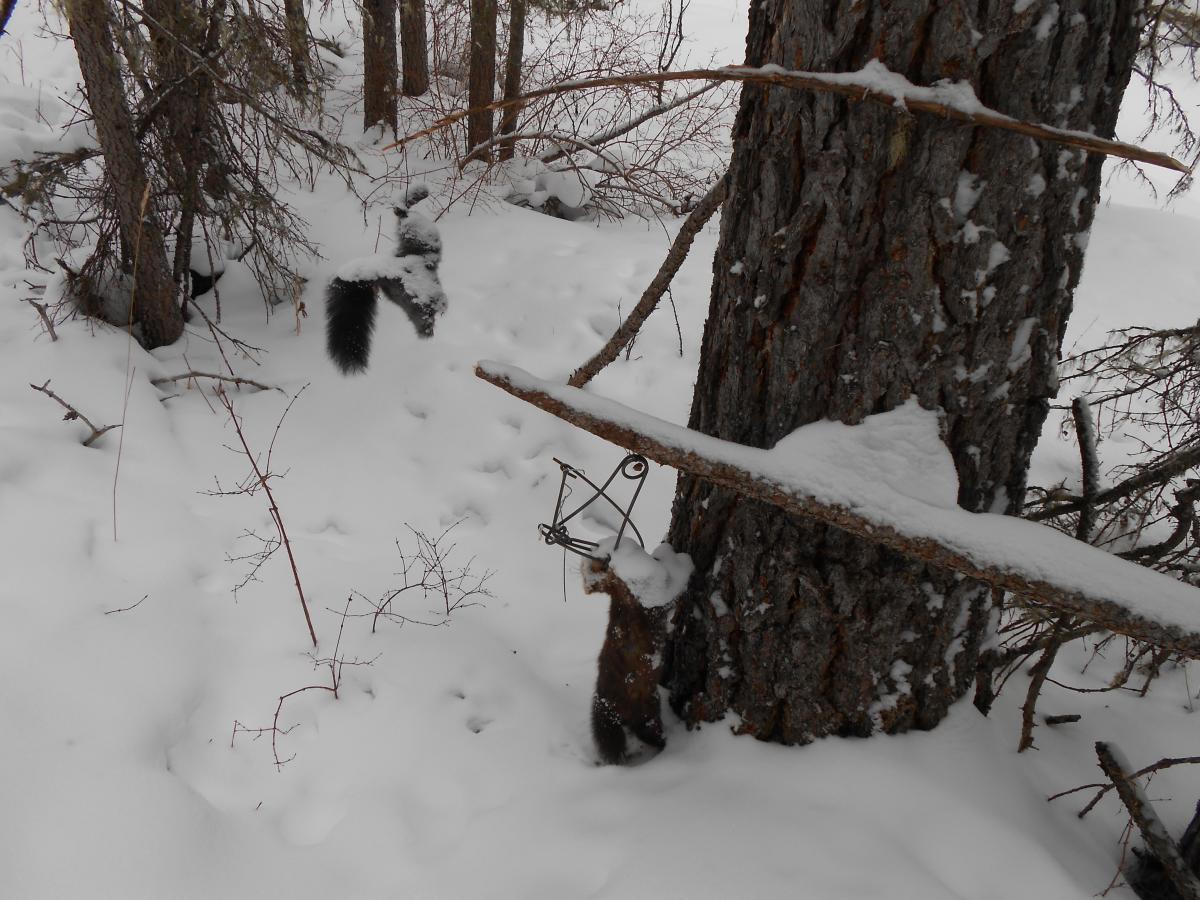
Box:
325;277;378;374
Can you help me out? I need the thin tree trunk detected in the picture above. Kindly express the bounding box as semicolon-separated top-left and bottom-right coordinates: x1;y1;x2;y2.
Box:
363;0;398;133
662;0;1141;742
144;0;217;298
64;0;181;348
496;0;525;161
465;0;496;161
283;0;309;94
398;0;428;96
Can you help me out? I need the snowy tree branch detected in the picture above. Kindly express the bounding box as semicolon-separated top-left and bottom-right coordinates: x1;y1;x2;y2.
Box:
475;362;1200;657
388;63;1190;173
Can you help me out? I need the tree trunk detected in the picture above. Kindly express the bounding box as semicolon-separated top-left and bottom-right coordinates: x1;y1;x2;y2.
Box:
283;0;309;94
363;0;398;133
662;0;1141;742
496;0;525;161
64;0;182;349
144;0;218;297
398;0;428;96
465;0;496;161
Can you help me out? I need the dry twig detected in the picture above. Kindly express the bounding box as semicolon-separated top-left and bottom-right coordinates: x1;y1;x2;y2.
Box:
29;379;120;447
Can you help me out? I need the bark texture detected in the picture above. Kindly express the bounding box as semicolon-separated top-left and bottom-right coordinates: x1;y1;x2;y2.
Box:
363;0;399;132
496;0;525;161
398;0;429;96
143;0;219;298
65;0;182;348
465;0;497;160
663;0;1141;742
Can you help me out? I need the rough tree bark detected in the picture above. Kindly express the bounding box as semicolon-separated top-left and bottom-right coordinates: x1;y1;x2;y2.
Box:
283;0;310;93
662;0;1142;742
465;0;497;160
496;0;526;161
398;0;428;96
363;0;399;132
143;0;219;299
64;0;182;348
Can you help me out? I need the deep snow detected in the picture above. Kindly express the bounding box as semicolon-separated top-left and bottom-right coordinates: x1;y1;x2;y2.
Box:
2;1;1200;897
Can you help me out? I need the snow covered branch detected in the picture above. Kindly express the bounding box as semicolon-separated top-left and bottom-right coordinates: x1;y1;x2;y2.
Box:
476;362;1200;657
389;62;1190;173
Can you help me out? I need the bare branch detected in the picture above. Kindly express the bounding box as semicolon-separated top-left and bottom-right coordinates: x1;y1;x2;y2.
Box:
569;173;726;387
151;370;282;393
386;65;1190;172
1096;741;1200;900
23;298;58;341
29;379;120;447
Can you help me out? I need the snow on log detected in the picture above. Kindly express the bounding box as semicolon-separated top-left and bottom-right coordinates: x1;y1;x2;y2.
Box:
391;61;1189;173
475;361;1200;658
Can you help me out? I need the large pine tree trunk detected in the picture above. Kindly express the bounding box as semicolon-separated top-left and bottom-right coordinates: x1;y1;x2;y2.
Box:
65;0;182;349
363;0;399;132
663;0;1141;742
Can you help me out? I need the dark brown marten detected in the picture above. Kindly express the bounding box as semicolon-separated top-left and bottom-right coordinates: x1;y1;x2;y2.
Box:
583;558;671;765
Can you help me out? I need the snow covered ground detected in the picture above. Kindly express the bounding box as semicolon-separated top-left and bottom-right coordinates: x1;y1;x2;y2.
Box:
2;2;1199;897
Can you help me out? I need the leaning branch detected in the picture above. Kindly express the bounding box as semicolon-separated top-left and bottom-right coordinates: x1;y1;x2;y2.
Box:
568;173;728;388
475;363;1200;657
386;64;1189;173
1096;741;1200;900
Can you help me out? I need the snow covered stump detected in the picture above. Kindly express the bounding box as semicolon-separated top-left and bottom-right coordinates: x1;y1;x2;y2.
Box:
582;538;691;765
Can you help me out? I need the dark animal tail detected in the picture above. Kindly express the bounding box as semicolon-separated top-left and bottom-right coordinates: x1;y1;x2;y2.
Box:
325;277;378;374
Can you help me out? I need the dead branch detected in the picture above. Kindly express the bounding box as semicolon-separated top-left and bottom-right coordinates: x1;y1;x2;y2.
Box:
1018;614;1073;752
29;379;120;447
103;594;149;615
23;298;58;341
214;385;317;648
568;173;727;388
1096;741;1200;900
386;65;1190;172
539;80;721;164
1044;714;1082;725
1031;444;1200;523
475;363;1200;657
150;370;282;393
1051;754;1200;816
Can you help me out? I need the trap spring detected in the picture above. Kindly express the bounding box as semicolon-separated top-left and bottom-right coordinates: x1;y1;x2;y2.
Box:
539;454;648;561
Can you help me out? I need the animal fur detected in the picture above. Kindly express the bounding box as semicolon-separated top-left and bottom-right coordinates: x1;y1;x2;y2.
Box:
325;187;446;374
583;558;671;765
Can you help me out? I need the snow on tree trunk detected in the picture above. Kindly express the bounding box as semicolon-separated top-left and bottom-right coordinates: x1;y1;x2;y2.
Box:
662;0;1141;742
